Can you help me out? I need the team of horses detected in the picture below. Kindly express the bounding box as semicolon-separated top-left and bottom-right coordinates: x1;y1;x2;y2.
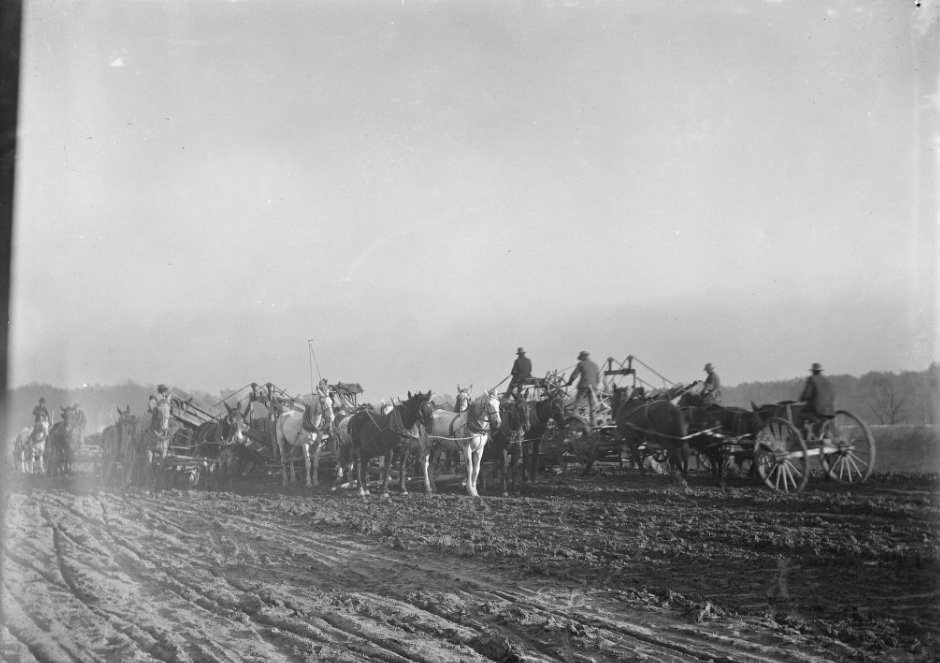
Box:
13;405;86;478
18;378;771;497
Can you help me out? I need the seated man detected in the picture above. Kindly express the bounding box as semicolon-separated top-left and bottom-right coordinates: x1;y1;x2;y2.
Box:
798;362;835;436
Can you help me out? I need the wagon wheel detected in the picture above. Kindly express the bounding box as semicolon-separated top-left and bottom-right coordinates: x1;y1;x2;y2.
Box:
819;410;875;484
754;417;809;493
560;418;595;475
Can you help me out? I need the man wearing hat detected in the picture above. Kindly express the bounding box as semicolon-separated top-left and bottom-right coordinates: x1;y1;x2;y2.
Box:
799;363;835;422
149;384;172;412
567;351;601;423
32;397;50;424
505;347;532;398
701;363;722;405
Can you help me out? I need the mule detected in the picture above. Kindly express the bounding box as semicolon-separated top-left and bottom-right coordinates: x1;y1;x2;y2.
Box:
189;401;253;489
347;390;433;498
424;390;501;497
275;391;335;488
100;406;138;487
126;397;176;492
611;387;690;484
482;394;530;496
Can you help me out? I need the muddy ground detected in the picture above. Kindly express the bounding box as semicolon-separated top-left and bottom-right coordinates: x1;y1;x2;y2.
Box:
2;467;938;663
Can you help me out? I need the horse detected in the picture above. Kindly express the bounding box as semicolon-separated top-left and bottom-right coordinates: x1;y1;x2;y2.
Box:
46;407;82;478
15;416;50;474
347;390;433;498
482;394;530;496
275;391;335;488
100;406;139;487
424;390;501;497
677;393;764;482
125;397;177;492
192;402;252;456
610;387;690;484
521;393;568;481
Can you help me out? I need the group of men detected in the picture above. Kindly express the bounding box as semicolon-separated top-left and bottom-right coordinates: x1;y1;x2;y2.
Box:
503;349;835;423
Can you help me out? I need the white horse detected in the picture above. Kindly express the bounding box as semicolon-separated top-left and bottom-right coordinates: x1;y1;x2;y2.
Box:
14;418;49;474
275;391;335;487
424;389;501;497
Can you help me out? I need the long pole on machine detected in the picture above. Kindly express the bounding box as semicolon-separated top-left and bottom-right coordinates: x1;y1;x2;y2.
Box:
307;338;323;392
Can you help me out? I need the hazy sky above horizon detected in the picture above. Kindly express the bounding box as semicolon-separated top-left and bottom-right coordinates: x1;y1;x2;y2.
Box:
10;0;940;402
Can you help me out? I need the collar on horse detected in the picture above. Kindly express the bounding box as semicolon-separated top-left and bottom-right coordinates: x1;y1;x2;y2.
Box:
389;407;424;440
301;404;329;433
466;399;492;434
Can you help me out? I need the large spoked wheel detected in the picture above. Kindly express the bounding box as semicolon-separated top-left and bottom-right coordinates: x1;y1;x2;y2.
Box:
754;417;809;493
820;410;875;484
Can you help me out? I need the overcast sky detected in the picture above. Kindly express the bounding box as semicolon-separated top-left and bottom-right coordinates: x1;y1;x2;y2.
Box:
10;0;940;402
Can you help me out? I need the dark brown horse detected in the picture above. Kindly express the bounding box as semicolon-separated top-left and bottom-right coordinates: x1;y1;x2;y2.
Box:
46;407;82;478
678;392;764;482
100;406;139;487
521;394;567;481
348;390;433;498
483;395;531;496
611;387;690;483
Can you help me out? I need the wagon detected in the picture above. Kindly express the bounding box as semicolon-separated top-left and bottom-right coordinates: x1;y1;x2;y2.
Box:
552;356;700;475
750;401;876;493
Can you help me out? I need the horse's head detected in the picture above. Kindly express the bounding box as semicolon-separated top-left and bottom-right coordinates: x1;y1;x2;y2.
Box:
223;401;252;443
500;394;530;440
150;398;171;435
400;390;433;427
318;392;335;426
454;385;473;413
469;390;501;431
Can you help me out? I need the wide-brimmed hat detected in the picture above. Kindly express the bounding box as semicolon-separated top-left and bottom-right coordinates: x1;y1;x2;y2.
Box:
517;347;526;355
578;351;589;360
810;363;823;372
704;363;714;371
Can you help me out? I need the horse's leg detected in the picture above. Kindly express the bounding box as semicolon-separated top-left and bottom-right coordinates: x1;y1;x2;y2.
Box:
500;448;510;497
280;439;290;487
528;438;541;482
469;441;484;498
311;433;320;488
460;443;474;496
421;446;434;496
398;445;410;496
355;449;369;498
380;446;393;498
303;441;313;488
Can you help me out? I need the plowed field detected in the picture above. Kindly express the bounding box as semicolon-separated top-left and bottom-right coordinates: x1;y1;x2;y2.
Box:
2;469;938;662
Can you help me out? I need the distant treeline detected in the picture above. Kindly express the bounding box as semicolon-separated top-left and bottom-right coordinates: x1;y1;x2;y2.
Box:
4;381;237;435
5;364;938;435
722;364;939;425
